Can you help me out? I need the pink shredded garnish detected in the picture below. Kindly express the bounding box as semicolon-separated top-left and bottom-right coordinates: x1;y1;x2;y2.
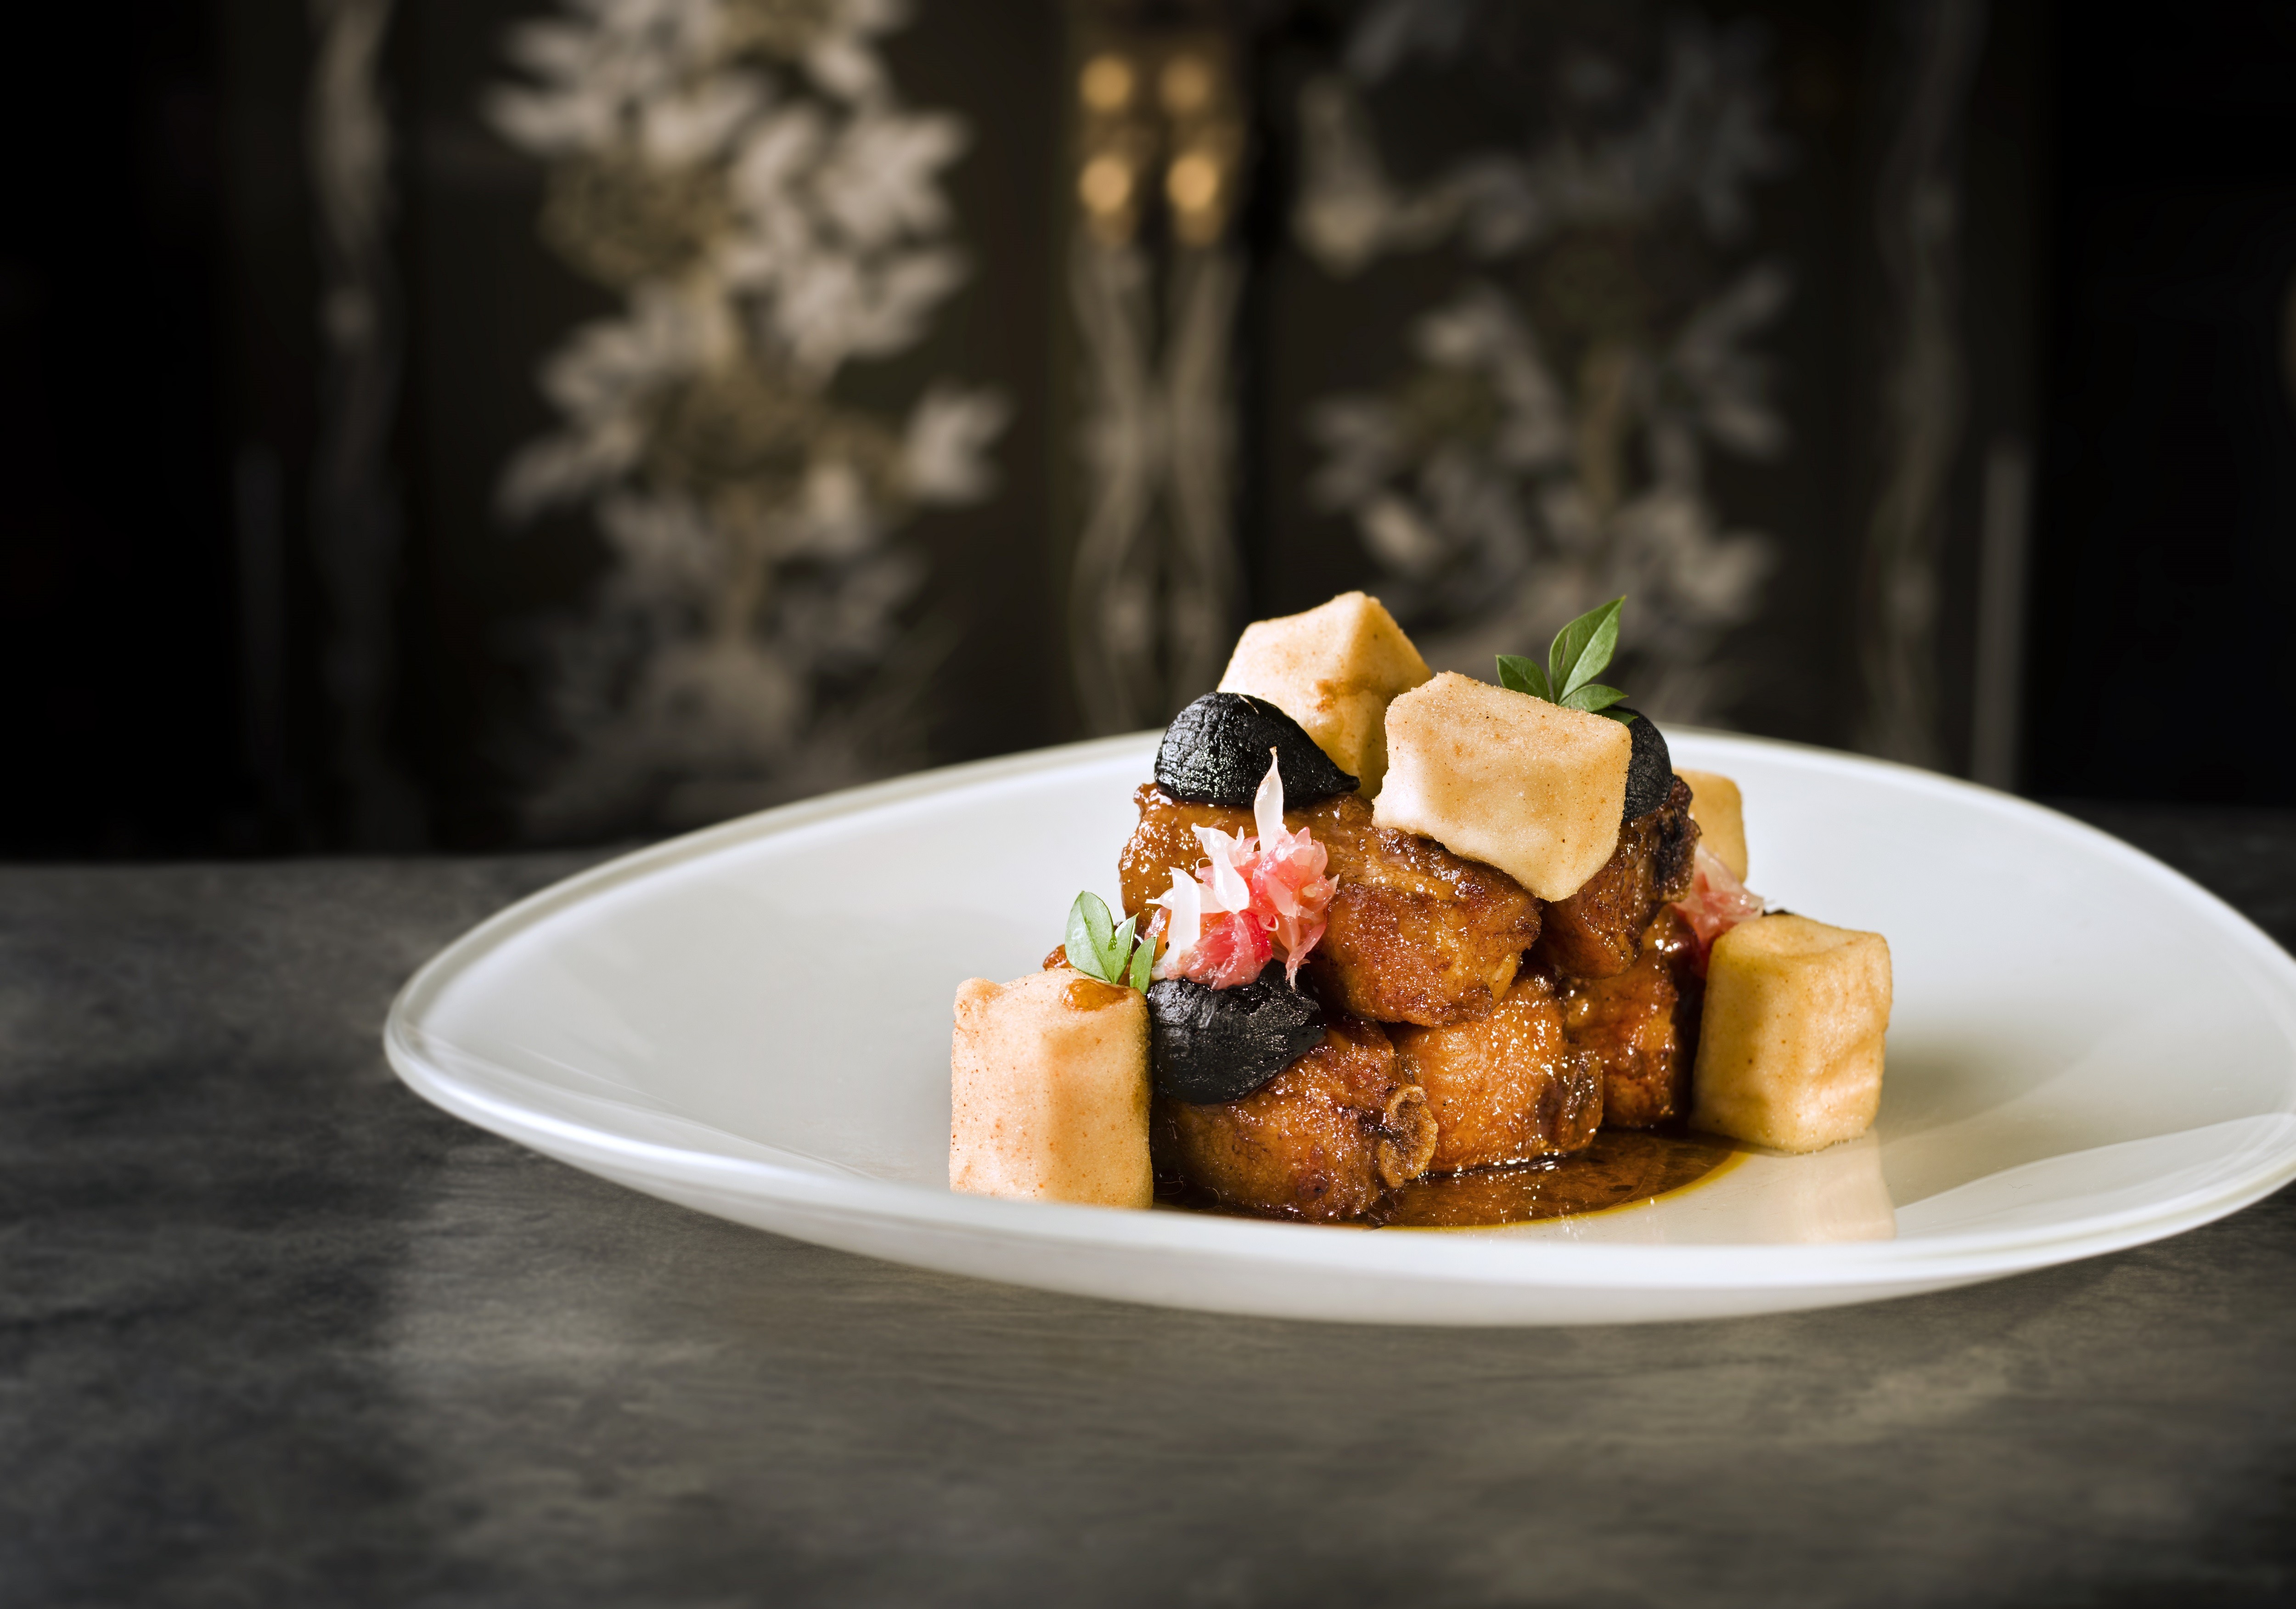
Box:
1154;749;1338;988
1672;843;1764;976
1185;910;1275;988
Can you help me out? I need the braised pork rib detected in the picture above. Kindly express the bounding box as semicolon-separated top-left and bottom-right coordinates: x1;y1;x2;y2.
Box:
1534;776;1699;980
1390;968;1602;1171
1557;908;1704;1128
1151;1017;1437;1222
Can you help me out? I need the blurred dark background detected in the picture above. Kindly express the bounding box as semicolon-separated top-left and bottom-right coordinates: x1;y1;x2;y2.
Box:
6;0;2294;860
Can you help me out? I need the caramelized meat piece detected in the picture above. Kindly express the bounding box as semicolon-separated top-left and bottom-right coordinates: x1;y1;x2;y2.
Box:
1152;1017;1435;1222
1391;969;1601;1172
1558;908;1704;1128
1118;784;1542;1028
1535;776;1699;981
1117;783;1239;920
1310;799;1545;1027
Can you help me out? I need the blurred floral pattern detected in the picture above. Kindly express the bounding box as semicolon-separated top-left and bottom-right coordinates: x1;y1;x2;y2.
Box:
487;0;1006;836
1297;6;1790;722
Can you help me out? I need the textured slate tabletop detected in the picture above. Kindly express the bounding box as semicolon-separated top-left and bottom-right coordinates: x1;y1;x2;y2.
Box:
6;805;2296;1608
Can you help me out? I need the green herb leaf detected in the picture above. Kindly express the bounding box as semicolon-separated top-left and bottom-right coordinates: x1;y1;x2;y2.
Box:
1549;597;1624;701
1495;654;1553;701
1500;598;1635;718
1064;891;1151;991
1560;682;1631;715
1065;891;1114;980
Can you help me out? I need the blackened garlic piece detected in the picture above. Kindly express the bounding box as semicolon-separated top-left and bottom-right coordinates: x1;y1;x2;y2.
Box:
1155;693;1358;809
1146;963;1328;1104
1621;708;1674;823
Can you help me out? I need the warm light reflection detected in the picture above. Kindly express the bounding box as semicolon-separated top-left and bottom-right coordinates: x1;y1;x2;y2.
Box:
1079;154;1133;216
1080;53;1133;113
1166;151;1220;215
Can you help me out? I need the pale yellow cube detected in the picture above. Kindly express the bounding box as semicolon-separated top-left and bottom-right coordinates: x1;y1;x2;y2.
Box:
1218;591;1432;794
1372;672;1629;900
1692;915;1891;1154
1677;768;1748;881
950;969;1152;1208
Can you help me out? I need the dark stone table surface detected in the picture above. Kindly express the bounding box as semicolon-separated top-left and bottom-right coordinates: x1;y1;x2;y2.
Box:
7;803;2296;1608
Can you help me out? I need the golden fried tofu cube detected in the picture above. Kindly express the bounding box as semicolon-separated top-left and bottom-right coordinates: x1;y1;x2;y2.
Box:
950;970;1152;1208
1373;672;1629;901
1217;591;1432;794
1692;915;1891;1153
1676;768;1748;881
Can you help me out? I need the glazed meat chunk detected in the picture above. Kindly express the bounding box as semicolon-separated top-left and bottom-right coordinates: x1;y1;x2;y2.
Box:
1118;784;1542;1028
1117;783;1242;920
1558;908;1703;1128
1536;776;1700;981
1152;1017;1436;1222
1309;796;1546;1026
1391;969;1601;1173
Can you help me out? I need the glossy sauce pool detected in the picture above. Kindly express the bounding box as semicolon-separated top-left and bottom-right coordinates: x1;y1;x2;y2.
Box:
1159;1128;1745;1228
1377;1128;1744;1227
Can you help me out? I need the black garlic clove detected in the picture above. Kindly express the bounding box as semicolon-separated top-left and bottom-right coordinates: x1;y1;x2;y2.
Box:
1620;707;1674;823
1155;693;1358;809
1146;964;1328;1104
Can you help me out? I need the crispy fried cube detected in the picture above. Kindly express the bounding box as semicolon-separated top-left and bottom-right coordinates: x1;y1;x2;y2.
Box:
1217;591;1432;794
1373;672;1630;902
1118;784;1542;1028
1691;915;1891;1153
1391;970;1601;1172
1152;1017;1434;1222
950;970;1153;1207
1677;768;1748;881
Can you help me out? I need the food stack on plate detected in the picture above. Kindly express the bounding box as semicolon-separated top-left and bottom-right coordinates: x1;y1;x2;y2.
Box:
951;593;1891;1222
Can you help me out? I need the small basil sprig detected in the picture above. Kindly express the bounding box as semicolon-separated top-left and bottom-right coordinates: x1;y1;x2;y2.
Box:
1496;596;1636;724
1064;892;1154;992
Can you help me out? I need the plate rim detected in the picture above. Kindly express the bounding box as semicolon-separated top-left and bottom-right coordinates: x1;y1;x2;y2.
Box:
384;730;2296;1292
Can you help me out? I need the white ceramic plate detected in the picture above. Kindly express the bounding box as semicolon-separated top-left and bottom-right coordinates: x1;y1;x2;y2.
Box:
385;732;2296;1326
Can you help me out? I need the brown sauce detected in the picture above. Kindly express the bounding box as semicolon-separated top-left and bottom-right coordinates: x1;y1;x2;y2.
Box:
1376;1127;1741;1227
1158;1126;1741;1228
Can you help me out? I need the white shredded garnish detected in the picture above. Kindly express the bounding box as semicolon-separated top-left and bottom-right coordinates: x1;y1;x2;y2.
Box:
1191;824;1253;912
1156;867;1203;965
1253;747;1285;846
